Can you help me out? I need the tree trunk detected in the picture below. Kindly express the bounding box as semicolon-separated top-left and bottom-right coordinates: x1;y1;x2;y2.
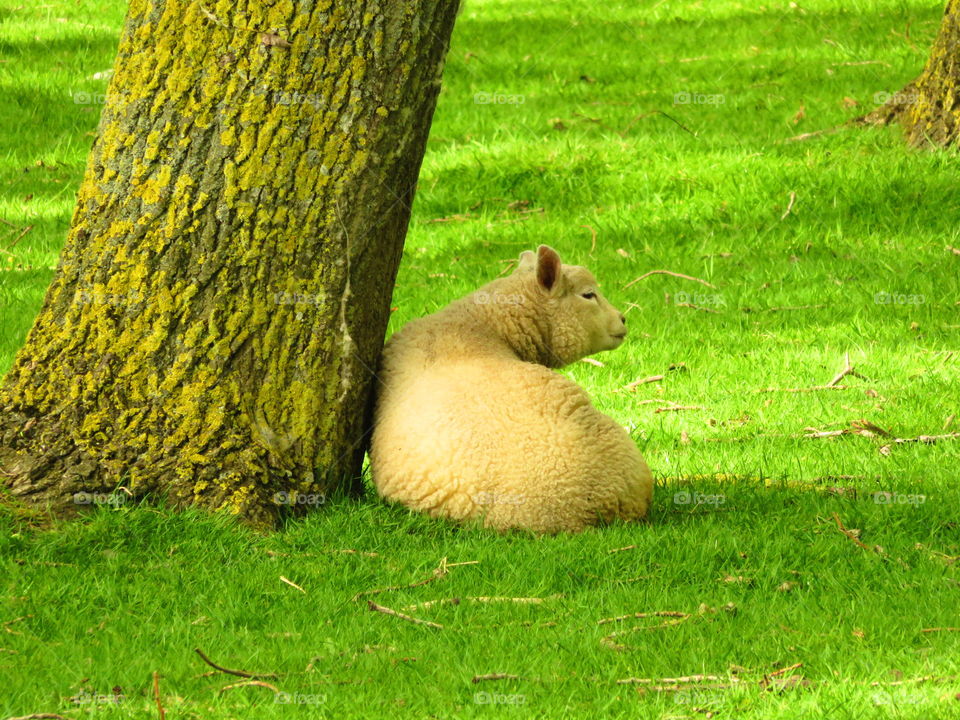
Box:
0;0;460;527
865;0;960;147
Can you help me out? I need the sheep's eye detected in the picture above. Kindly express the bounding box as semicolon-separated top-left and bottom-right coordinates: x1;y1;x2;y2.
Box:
581;292;597;300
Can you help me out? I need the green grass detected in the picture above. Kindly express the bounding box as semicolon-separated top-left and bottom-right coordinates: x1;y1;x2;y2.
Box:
2;0;960;718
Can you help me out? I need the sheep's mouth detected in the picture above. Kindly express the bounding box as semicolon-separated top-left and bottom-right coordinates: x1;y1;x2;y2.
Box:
610;332;627;341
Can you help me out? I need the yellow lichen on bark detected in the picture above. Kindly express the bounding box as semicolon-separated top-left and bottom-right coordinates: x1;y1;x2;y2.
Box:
870;0;960;146
1;0;463;525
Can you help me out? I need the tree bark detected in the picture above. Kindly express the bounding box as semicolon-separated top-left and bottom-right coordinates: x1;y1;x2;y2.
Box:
865;0;960;147
0;0;460;527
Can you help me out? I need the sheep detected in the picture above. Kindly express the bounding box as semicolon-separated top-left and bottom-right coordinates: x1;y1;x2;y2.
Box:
369;245;653;533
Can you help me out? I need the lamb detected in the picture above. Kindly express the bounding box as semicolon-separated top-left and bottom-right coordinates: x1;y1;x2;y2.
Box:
369;245;653;533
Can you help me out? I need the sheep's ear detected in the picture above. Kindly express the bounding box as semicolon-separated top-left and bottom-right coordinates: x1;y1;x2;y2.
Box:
516;250;537;273
536;245;562;292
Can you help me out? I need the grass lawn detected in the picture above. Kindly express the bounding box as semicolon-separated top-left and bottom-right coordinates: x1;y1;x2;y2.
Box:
2;0;960;718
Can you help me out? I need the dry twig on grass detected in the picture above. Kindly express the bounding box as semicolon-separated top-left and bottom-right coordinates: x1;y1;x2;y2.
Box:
829;513;885;556
779;191;797;221
472;673;522;683
367;601;443;629
402;595;561;612
623;375;664;391
623;269;715;290
219;680;281;694
193;648;279;679
597;610;690;626
599;611;692;648
2;615;31;635
890;432;960;445
654;404;704;413
5;225;33;251
153;671;165;720
279;576;306;593
755;385;850;393
827;352;867;387
617;673;725;685
674;301;720;313
352;557;470;602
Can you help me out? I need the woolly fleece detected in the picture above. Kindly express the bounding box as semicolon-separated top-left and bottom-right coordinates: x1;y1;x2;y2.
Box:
370;246;653;533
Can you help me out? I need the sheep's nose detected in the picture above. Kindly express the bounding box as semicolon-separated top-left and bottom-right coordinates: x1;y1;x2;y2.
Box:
619;314;626;325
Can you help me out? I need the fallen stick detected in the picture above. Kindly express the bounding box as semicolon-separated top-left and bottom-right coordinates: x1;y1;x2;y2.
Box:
758;304;828;312
5;225;34;251
674;302;720;313
640;682;739;693
767;662;803;678
755;385;849;393
153;671;165;720
827;352;866;387
219;680;280;694
352;557;453;601
892;432;960;444
367;601;443;629
830;513;884;556
617;673;725;685
779;191;797;221
601;617;688;649
597;610;689;625
193;648;279;679
472;673;522;683
402;595;560;612
624;269;716;290
624;375;664;391
2;615;32;635
280;576;306;593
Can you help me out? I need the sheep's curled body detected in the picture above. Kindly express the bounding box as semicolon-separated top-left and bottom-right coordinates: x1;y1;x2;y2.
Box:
370;246;653;533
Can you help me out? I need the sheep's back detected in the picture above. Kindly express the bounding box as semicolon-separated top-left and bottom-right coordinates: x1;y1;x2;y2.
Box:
371;352;650;532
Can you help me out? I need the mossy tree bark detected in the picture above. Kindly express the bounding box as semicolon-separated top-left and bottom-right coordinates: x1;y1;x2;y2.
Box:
865;0;960;146
0;0;460;526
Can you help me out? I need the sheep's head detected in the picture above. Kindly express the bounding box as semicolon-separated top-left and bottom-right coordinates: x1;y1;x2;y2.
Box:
515;245;628;367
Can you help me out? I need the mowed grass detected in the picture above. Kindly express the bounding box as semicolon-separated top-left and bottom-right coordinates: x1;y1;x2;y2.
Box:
2;0;960;718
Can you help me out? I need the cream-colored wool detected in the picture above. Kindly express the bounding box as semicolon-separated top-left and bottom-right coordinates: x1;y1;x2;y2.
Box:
370;245;653;533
